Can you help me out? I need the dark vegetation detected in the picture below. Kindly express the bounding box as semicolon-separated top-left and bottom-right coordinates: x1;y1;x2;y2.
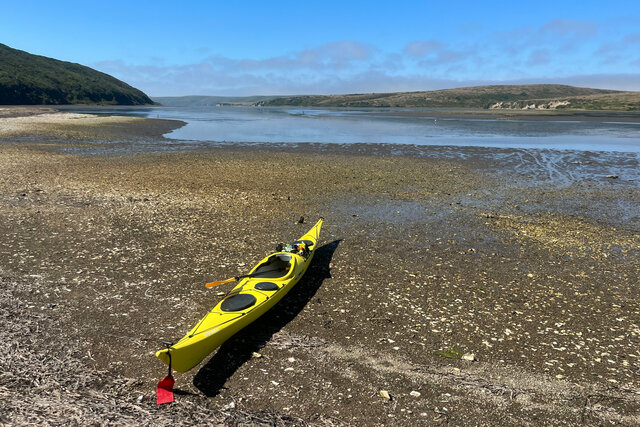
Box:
0;43;153;105
257;84;640;111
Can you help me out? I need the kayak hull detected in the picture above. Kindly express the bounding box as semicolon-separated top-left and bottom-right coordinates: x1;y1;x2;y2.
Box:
156;219;322;373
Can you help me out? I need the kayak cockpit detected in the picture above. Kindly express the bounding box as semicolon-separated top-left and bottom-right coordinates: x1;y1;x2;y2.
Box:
250;254;295;279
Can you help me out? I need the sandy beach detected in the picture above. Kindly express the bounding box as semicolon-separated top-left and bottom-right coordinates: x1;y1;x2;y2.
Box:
1;108;639;425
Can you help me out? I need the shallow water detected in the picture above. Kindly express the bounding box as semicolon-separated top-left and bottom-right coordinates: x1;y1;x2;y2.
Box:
63;106;640;153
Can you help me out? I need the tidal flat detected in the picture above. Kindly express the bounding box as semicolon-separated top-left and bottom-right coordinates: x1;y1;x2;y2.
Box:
1;108;639;425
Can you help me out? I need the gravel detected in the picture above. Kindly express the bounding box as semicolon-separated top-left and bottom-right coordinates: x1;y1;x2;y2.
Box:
0;109;638;425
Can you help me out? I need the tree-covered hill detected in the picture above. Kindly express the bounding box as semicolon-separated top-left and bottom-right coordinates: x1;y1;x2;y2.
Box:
0;43;153;105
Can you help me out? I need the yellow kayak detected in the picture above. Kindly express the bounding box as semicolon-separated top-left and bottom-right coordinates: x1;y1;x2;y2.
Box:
156;218;323;373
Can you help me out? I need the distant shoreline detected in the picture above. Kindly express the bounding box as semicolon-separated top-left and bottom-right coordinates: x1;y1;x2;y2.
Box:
3;104;640;124
357;108;640;123
52;104;640;124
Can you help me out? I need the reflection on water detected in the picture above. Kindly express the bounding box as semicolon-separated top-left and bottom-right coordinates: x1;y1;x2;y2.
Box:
61;106;640;153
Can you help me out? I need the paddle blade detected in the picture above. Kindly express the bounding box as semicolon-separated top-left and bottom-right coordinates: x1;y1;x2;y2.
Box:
156;375;175;404
205;277;235;288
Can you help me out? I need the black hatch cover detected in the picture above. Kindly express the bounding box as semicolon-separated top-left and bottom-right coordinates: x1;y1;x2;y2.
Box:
255;281;279;291
220;294;257;312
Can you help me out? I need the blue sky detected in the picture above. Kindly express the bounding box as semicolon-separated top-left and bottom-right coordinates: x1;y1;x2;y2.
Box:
1;1;639;96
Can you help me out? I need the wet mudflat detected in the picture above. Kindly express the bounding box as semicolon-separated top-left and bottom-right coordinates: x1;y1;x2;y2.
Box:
0;110;639;425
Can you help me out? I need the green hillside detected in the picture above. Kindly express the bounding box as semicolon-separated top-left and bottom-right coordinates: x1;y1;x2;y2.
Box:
257;84;640;111
0;43;153;105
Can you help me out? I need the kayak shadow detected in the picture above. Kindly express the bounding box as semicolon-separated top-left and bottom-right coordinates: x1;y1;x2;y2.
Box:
193;239;341;397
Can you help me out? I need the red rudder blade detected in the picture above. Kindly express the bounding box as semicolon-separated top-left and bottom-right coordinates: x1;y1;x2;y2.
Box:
156;375;175;404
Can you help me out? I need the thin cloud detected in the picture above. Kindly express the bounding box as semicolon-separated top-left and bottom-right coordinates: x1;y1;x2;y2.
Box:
293;40;376;70
622;33;640;44
417;48;469;67
92;35;640;96
492;18;598;57
540;18;598;37
527;49;551;66
402;40;473;75
403;40;444;57
595;32;640;67
199;41;376;73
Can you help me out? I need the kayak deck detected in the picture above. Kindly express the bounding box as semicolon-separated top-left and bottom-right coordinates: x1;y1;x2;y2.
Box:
156;218;323;373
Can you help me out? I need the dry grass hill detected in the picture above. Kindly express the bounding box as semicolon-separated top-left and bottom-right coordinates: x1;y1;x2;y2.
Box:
257;84;640;111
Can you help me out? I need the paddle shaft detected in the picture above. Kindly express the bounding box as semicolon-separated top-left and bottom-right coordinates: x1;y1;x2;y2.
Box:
205;267;285;288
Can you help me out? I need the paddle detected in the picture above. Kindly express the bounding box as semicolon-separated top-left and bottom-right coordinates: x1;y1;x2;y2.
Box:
204;267;284;288
205;275;246;288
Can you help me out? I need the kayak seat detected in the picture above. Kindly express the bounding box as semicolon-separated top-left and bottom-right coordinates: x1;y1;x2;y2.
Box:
251;254;293;279
255;281;279;291
220;293;257;312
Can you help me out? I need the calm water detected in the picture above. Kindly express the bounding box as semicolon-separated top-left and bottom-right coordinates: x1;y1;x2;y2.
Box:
64;106;640;153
